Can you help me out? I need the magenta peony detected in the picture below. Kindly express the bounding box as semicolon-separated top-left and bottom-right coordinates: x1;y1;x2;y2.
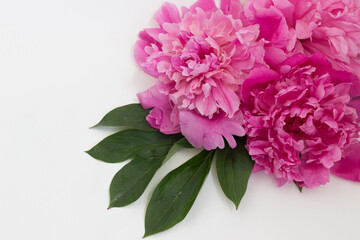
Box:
136;0;265;150
242;53;360;188
243;0;360;76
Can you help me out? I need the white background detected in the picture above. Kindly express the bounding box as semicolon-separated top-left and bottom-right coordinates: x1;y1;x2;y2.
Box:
1;0;360;239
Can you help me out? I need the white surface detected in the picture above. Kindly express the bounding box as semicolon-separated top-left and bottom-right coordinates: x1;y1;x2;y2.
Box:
1;0;360;239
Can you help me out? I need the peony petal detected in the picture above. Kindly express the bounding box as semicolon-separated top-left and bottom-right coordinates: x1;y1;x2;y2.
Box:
220;0;244;19
331;70;360;119
300;163;330;188
179;110;245;150
252;163;265;173
154;2;181;26
295;19;314;39
143;28;166;42
350;81;360;98
134;40;160;78
307;52;333;75
331;142;360;182
272;0;294;24
137;86;180;134
348;98;360;119
134;30;164;78
241;67;279;104
280;52;308;68
264;46;287;68
349;57;360;78
134;39;149;71
189;0;217;13
146;108;163;129
212;82;240;118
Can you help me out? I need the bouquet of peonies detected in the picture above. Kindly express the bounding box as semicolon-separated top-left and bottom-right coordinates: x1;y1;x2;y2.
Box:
87;0;360;236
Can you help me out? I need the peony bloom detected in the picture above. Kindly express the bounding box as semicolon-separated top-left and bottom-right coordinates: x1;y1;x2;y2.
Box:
136;0;265;150
243;0;360;76
242;53;360;188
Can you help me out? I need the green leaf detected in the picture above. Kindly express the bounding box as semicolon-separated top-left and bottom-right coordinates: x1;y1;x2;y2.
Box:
91;104;154;131
216;137;254;209
86;129;182;208
109;155;166;208
86;129;181;163
174;138;194;148
144;150;214;237
294;181;303;193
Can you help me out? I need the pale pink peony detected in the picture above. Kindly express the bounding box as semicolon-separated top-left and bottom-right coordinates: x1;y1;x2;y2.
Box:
136;0;266;150
242;53;360;188
243;0;360;76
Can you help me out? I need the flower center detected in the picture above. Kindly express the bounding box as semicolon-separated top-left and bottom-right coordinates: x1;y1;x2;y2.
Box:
172;36;220;77
283;115;306;134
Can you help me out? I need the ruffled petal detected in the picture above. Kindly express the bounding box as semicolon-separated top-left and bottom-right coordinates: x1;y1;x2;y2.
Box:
154;2;181;26
212;82;240;118
179;110;245;150
137;85;180;134
189;0;217;13
241;67;279;104
220;0;243;19
134;40;159;78
134;29;165;78
331;142;360;182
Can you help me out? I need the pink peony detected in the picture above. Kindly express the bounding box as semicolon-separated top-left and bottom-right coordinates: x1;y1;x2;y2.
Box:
242;53;360;188
136;0;265;150
331;141;360;182
243;0;360;76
